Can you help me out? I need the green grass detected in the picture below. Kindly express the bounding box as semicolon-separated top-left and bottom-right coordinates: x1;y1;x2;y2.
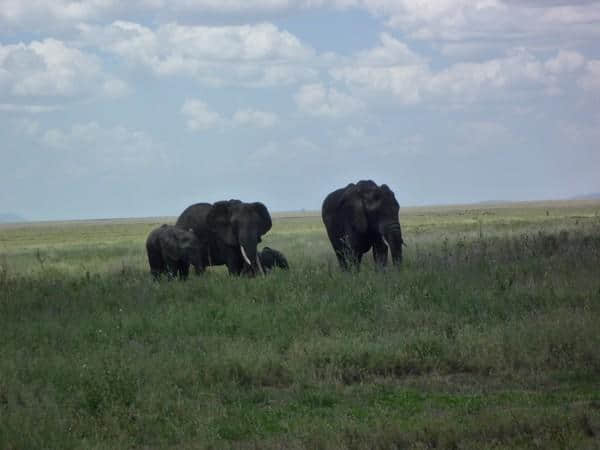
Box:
1;200;600;448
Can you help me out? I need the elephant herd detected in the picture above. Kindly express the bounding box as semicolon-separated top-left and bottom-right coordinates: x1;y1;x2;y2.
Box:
146;179;405;280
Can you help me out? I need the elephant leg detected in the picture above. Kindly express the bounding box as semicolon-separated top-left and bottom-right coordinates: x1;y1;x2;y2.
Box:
164;262;178;280
150;267;163;280
334;233;354;270
353;252;363;270
149;259;165;280
178;263;190;280
226;252;244;276
335;245;362;271
226;259;241;275
373;239;389;268
148;253;165;280
333;245;349;270
193;250;209;275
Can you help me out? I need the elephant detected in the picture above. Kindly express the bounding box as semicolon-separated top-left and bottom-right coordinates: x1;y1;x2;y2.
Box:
146;224;204;280
258;247;289;272
175;199;272;276
321;180;404;270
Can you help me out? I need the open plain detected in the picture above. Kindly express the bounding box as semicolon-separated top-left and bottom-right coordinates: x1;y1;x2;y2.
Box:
1;200;600;448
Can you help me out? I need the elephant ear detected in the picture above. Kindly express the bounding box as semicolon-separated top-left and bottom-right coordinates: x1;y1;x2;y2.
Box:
251;202;272;236
380;184;394;197
207;201;237;246
179;230;197;251
380;184;400;207
339;185;368;233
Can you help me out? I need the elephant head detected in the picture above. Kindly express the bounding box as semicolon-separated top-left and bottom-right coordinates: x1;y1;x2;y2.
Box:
340;180;404;265
179;229;205;270
162;227;204;269
207;200;272;275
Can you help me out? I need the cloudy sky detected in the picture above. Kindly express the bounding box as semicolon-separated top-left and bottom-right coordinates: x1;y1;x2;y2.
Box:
1;0;599;220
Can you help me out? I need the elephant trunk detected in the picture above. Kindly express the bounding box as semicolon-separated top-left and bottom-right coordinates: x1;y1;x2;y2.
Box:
382;222;404;265
239;235;262;276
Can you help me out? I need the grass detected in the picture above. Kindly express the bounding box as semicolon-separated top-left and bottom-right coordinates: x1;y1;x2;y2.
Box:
1;200;600;448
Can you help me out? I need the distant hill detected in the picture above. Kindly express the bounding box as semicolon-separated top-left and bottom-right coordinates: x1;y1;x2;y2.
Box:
569;193;600;200
473;200;510;205
0;213;26;223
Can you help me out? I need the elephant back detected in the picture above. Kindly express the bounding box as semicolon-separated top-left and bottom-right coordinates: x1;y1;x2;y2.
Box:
175;202;212;238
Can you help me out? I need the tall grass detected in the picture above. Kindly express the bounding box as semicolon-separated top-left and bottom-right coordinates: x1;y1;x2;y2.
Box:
1;201;599;448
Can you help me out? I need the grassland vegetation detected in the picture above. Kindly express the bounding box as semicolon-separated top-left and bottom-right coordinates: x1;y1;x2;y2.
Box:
1;201;599;448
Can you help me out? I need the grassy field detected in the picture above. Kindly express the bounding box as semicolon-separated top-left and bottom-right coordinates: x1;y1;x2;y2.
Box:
1;200;600;449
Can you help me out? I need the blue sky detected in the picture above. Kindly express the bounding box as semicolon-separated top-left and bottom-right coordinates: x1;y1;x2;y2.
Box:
1;0;599;220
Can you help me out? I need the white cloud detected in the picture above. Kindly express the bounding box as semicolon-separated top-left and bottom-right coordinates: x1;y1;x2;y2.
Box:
331;64;428;105
439;41;504;59
540;3;600;26
332;35;589;105
295;83;363;117
0;0;118;28
328;33;429;105
80;21;316;87
182;99;279;131
355;32;423;66
0;1;360;31
359;0;494;30
426;49;554;100
3;0;600;57
354;0;600;46
181;99;224;131
0;38;127;101
0;39;100;97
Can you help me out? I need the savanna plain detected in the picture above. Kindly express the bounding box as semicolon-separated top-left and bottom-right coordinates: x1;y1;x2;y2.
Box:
1;200;600;449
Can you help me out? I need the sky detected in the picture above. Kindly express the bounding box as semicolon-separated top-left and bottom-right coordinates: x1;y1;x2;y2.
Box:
1;0;599;221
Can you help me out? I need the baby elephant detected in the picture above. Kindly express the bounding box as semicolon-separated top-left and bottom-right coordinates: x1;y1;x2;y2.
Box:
258;247;289;272
146;224;203;280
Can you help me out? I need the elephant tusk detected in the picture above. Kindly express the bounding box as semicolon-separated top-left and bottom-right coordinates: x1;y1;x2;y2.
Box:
256;254;265;275
240;245;252;266
382;236;391;249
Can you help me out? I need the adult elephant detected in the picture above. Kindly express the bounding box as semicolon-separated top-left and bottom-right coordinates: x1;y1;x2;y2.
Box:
175;199;272;276
322;180;404;270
